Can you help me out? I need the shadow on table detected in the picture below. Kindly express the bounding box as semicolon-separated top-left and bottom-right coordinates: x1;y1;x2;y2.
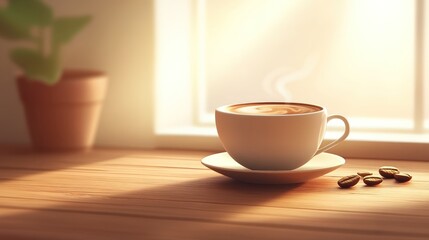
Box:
0;174;304;239
0;172;428;239
0;147;129;182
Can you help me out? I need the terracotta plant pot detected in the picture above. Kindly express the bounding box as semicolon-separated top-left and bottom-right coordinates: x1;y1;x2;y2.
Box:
17;70;108;151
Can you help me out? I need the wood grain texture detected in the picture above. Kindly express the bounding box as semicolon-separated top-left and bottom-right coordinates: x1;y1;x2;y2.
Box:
0;147;428;240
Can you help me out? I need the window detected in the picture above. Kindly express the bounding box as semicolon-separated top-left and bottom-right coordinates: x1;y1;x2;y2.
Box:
155;0;429;160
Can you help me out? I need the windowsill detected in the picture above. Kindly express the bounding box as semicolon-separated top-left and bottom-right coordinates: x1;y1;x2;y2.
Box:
156;126;429;143
155;126;429;161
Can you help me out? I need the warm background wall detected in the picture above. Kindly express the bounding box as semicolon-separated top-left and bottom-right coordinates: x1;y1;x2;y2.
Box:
0;0;155;148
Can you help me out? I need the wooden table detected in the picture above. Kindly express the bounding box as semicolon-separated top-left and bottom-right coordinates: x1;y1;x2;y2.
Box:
0;148;428;240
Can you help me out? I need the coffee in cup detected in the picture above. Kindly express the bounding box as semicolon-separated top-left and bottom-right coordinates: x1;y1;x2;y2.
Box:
216;102;350;170
226;103;321;115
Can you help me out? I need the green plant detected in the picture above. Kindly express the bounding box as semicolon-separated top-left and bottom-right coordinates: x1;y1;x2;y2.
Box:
0;0;91;84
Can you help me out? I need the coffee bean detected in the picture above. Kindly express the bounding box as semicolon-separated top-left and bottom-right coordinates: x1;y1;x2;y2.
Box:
338;175;360;188
394;173;412;183
379;166;400;178
357;172;373;178
363;176;383;186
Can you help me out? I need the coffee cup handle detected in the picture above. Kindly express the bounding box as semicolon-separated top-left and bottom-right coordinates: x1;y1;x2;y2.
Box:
315;115;350;155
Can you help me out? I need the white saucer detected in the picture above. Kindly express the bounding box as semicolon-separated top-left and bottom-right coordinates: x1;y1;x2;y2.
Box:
201;152;345;184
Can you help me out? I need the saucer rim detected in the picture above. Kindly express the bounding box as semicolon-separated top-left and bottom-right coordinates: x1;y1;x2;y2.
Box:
201;152;345;174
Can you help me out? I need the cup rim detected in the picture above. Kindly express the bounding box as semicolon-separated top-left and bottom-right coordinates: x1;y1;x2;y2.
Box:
216;102;325;116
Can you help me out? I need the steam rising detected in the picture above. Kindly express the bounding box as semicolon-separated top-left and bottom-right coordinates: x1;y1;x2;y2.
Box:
262;54;319;101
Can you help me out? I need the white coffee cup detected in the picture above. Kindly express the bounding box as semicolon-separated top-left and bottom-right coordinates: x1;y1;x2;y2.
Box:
215;102;350;170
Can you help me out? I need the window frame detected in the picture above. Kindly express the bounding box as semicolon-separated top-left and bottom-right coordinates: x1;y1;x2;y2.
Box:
154;0;429;161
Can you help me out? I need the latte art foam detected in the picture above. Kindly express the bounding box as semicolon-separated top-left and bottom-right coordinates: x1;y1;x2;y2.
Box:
228;103;320;115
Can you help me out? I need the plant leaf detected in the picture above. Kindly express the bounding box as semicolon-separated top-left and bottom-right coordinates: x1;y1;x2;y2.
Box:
0;10;32;40
53;16;91;46
0;0;52;40
8;0;53;27
11;48;61;85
